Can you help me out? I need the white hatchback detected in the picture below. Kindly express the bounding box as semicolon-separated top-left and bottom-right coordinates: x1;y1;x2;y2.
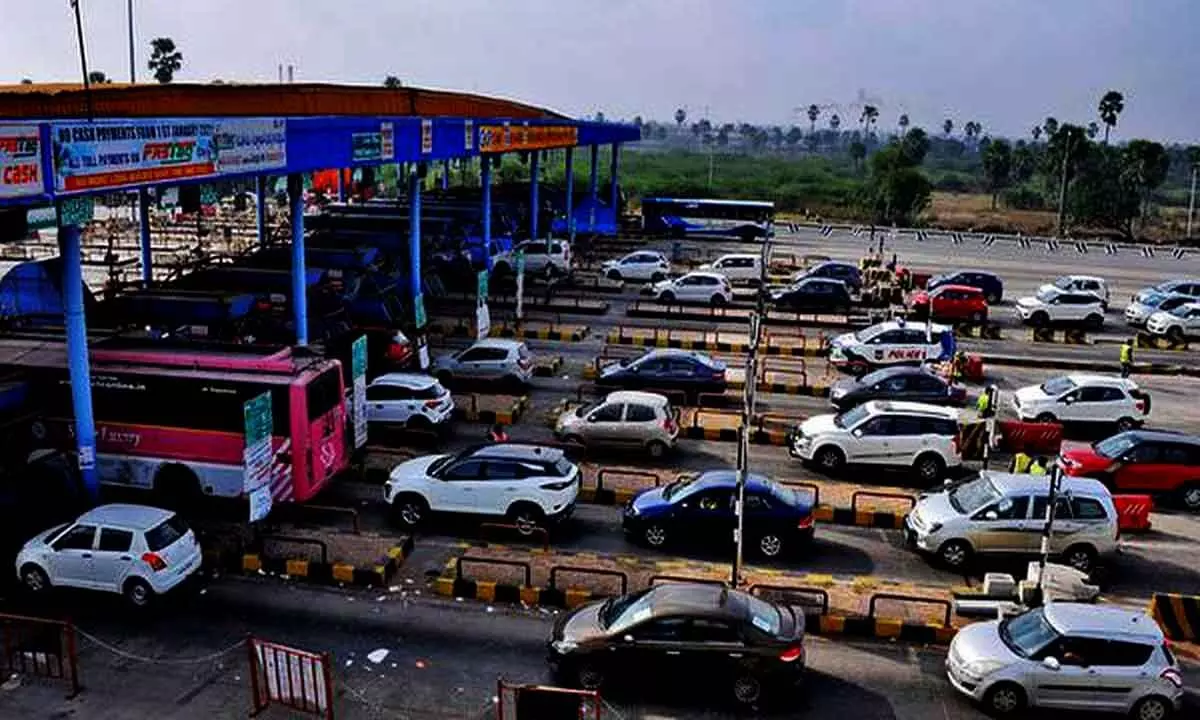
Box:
651;271;734;306
16;504;202;608
1012;374;1149;430
700;253;763;285
366;373;454;431
601;251;670;283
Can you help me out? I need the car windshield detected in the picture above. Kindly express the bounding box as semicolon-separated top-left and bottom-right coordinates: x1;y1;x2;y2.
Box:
1168;304;1196;318
1094;433;1138;459
1053;277;1073;289
1140;292;1165;307
662;474;701;500
427;453;456;475
1035;287;1058;303
745;594;782;636
858;368;896;386
601;589;655;632
574;402;600;418
145;515;190;552
834;405;871;429
949;476;1001;514
999;607;1061;659
1039;376;1077;395
853;328;876;342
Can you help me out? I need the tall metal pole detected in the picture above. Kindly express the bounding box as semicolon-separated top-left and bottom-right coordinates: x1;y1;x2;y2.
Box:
1055;135;1073;238
70;0;95;121
126;0;136;83
1035;465;1062;602
1187;165;1198;240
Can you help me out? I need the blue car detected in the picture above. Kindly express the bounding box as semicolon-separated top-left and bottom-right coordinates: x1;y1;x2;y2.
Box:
794;261;862;292
927;270;1004;304
622;470;814;559
595;348;727;403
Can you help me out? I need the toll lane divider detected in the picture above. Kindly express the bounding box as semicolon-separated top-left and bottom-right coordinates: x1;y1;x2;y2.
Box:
235;535;415;589
1149;593;1200;643
1135;331;1190;352
453;394;530;425
427;319;591;343
434;556;958;644
606;327;828;357
533;355;564;378
977;353;1200;377
1028;327;1093;345
624;300;878;330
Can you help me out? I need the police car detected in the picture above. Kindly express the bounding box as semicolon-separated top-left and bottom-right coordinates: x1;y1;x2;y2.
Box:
827;319;956;375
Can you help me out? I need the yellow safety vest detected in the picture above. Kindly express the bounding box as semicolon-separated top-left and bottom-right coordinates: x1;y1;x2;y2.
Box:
1029;461;1047;475
1012;453;1032;474
976;393;990;414
1120;344;1133;364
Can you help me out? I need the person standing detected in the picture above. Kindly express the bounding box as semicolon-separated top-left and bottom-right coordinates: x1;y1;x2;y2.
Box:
1120;338;1134;378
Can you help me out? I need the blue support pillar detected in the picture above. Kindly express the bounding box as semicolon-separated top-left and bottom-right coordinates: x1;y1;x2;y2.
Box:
588;144;599;232
138;188;152;286
610;143;621;214
441;160;450;190
255;176;268;246
529;152;541;240
288;174;309;346
59;221;99;500
565;147;575;243
336;170;347;202
481;156;493;271
408;165;423;304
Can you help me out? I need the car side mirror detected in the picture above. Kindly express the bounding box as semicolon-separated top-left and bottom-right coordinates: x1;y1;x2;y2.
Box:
587;415;599;423
852;429;864;438
623;635;635;644
1061;397;1073;404
1042;656;1061;671
984;510;999;521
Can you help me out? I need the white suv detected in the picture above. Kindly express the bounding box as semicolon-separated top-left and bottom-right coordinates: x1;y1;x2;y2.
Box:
1012;374;1150;431
432;338;534;387
1040;275;1110;309
700;253;763;285
651;271;734;305
495;239;572;278
366;373;454;431
947;603;1184;718
1146;301;1200;342
787;401;961;485
16;504;202;608
384;444;579;535
1015;287;1106;328
601;251;669;283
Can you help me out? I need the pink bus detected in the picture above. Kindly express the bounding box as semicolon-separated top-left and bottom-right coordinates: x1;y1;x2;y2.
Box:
0;338;348;505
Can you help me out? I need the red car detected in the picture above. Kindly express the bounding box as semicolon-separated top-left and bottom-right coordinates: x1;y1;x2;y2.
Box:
1060;430;1200;512
909;284;988;323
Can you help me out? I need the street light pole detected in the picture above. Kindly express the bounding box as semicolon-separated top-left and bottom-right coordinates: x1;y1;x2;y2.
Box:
1187;165;1197;240
69;0;95;121
1055;134;1074;239
127;0;136;83
1034;464;1063;603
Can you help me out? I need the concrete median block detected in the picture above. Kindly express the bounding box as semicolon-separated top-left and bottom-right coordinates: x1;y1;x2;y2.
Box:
874;618;904;639
332;563;356;584
812;505;835;522
242;554;262;573
475;580;497;603
520;586;542;606
565;588;593;608
804;573;835;587
819;615;847;635
285;559;309;578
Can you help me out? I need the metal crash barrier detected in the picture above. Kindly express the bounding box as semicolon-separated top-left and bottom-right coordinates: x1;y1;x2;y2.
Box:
497;679;600;720
248;636;334;719
648;575;729;589
0;613;80;697
868;593;953;628
747;584;830;616
850;491;916;516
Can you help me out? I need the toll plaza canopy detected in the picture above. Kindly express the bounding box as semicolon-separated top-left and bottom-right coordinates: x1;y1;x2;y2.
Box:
0;82;640;208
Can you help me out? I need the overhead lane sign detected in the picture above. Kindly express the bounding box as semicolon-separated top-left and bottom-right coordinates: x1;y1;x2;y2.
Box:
0;125;44;199
51;117;287;193
478;124;578;154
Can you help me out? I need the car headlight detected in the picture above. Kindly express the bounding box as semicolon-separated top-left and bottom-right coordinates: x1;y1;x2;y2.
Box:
962;659;1008;679
551;640;577;654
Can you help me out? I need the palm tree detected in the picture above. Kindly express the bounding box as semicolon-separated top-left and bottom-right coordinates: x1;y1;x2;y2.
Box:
942;118;954;137
674;108;686;130
849;140;867;173
1098;90;1124;144
807;104;820;134
860;105;879;136
964;121;982;144
87;70;110;84
382;75;402;88
1043;116;1059;139
1086;122;1099;140
1031;125;1043;143
829;114;841;132
148;37;183;84
898;113;910;137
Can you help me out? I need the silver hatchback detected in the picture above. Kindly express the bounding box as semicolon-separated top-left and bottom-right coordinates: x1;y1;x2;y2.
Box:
554;391;679;458
947;603;1184;718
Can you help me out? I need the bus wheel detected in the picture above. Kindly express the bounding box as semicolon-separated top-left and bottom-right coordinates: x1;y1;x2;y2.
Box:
154;464;203;512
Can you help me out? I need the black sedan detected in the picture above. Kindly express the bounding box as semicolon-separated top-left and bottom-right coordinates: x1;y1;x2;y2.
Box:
827;366;967;411
547;583;806;708
769;278;852;313
595;348;727;402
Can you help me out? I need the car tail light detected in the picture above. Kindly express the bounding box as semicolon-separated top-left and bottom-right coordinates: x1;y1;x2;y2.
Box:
424;399;442;409
663;416;677;434
540;480;574;491
386;343;409;360
951;434;960;455
1160;668;1183;689
797;514;814;530
142;552;167;572
779;646;804;663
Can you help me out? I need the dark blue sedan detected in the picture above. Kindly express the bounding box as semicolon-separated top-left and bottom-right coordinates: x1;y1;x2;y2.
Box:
623;470;815;558
927;270;1004;304
595;348;727;402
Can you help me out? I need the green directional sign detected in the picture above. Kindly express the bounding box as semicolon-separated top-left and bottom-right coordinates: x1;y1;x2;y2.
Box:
413;293;427;329
243;392;273;448
477;270;489;300
200;185;218;206
515;250;526;276
25;206;57;230
58;196;94;227
351;335;368;379
350;334;369;449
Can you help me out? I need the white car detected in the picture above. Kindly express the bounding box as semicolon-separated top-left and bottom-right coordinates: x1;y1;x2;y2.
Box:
366;373;454;431
1014;287;1105;328
1124;291;1193;327
494;239;572;277
16;504;202;608
1146;301;1200;341
651;271;733;306
1012;374;1150;430
600;251;670;283
946;603;1184;718
787;400;962;484
1040;275;1109;309
827;320;955;375
700;253;763;285
384;444;579;535
432;338;534;386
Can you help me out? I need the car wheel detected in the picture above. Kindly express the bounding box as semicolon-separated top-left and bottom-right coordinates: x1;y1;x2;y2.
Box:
124;578;155;609
986;292;1001;305
643;524;668;547
1063;544;1096;574
710;294;727;307
405;416;434;433
646;440;668;459
1115;416;1137;432
576;663;604;691
606;269;622;281
1035;412;1057;424
969;311;984;324
1179;483;1200;512
391;494;428;529
1086;313;1104;329
507;504;545;536
937;539;973;570
1132;695;1174;720
982;682;1026;717
1167;326;1184;342
732;675;763;706
913;453;946;486
659;291;676;304
814;446;845;475
758;533;785;558
1030;311;1050;327
20;564;50;594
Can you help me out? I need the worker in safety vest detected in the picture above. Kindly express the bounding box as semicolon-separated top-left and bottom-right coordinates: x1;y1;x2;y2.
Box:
1120;338;1134;378
487;423;509;443
1010;452;1033;474
976;384;997;419
1029;456;1049;475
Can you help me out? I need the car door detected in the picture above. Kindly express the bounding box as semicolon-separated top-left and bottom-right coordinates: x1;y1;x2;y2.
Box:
92;526;136;592
47;524;98;589
617;617;691;683
676;487;734;545
366;383;408;423
478;460;524;514
914;373;951;404
452;346;489;379
1032;636;1112;710
678;617;748;686
623;403;658;449
877;374;912;401
1031;495;1075;554
432;459;487;513
1071;386;1113;423
1110;441;1164;491
849;416;893;464
584;402;626;446
886;415;928;465
477;347;511;380
1082;640;1158;712
969;495;1032;554
674;275;701;301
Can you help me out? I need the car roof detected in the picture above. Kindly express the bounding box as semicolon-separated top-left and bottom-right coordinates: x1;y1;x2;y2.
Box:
862;365;938;380
470;338;523;350
464;443;566;462
1062;374;1137;389
715;253;758;261
1157;278;1200;288
638;348;713;362
604;390;671;406
979;471;1110;497
1043;603;1163;643
642;583;759;624
863;320;951;336
933;284;983;293
1118;429;1200;446
812;260;855;269
1059;274;1105;282
77;503;174;529
371;373;440;389
682;271;727;280
865;400;959;419
692;470;773;493
946;269;999;279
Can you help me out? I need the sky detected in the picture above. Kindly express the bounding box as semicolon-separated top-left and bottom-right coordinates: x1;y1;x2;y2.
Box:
3;0;1198;143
